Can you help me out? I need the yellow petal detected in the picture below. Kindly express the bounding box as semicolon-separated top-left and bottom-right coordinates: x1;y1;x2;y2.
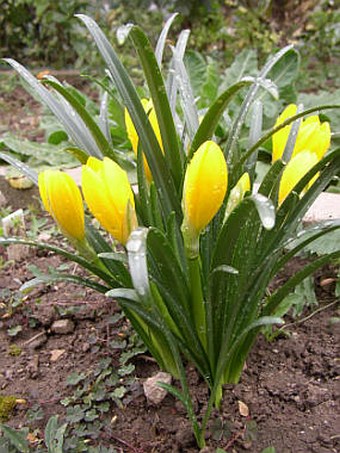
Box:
182;140;228;233
272;104;297;162
272;105;331;163
82;157;137;245
279;151;319;205
224;172;251;218
124;98;162;182
39;170;84;241
38;171;51;214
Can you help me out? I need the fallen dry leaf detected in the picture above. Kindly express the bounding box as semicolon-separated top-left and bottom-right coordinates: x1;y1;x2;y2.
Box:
50;349;66;362
238;400;249;417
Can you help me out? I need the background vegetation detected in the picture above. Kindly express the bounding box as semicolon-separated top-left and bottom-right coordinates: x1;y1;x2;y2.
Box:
1;0;339;90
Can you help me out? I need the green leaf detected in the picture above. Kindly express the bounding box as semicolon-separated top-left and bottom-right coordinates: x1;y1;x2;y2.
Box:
20;273;109;294
63;147;89;164
261;447;276;453
0;425;29;453
264;251;340;315
0;237;116;288
221;49;258;88
66;371;86;386
155;13;178;68
77;15;181;220
225;45;297;182
42;80;117;162
157;382;187;406
106;288;140;302
190;80;253;157
44;415;67;453
0;152;38;184
48;130;68;145
3;59;102;157
128;25;184;188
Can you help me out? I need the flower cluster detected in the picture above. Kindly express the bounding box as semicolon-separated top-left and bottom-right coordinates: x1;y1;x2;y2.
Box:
273;104;331;204
38;103;331;252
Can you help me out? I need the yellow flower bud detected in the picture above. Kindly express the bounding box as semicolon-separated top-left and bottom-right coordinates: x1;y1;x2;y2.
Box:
182;141;228;235
82;157;137;245
272;104;331;162
124;98;163;181
278;150;319;205
225;172;250;218
38;170;85;241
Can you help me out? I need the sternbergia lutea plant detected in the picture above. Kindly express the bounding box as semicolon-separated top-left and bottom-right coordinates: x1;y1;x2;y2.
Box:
1;14;339;447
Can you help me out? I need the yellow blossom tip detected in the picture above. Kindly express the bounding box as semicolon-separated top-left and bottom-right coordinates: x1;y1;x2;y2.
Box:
182;140;228;235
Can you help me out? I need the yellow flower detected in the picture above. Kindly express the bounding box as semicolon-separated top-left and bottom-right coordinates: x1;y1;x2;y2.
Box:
124;98;163;181
38;170;84;241
82;157;137;245
278;150;319;205
225;172;250;218
182;140;228;235
272;104;331;162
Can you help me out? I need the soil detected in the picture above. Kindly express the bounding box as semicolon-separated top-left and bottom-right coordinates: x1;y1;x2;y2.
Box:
0;215;339;452
0;77;339;453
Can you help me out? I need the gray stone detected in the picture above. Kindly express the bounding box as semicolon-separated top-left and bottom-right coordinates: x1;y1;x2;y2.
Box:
143;371;172;405
51;319;75;335
0;190;6;208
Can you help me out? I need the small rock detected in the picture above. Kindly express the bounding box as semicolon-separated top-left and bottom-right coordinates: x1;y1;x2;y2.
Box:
37;232;52;242
143;371;172;405
50;349;65;362
82;342;90;352
7;244;30;262
51;319;75;335
0;190;6;208
32;305;55;327
28;354;40;378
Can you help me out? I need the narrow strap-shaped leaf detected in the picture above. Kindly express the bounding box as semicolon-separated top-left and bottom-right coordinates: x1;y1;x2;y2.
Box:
271;222;340;277
85;223;132;287
99;90;113;145
21;274;109;293
282;103;303;163
225;46;296;177
63;147;89;164
189;80;252;158
0;237;118;287
172;49;200;142
43;80;116;161
0;152;38;184
258;159;284;199
245;99;263;179
76;15;180;220
3;58;102;157
136;146;152;226
166;29;190;118
106;288;140;302
129;25;184;188
155;13;178;67
263;251;340;316
149;182;164;230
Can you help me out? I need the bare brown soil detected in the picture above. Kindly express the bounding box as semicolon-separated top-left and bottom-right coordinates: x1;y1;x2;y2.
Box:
0;223;339;452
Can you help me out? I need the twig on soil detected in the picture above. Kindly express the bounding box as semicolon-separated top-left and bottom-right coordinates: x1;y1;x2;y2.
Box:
23;330;46;346
103;427;144;453
280;299;339;331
